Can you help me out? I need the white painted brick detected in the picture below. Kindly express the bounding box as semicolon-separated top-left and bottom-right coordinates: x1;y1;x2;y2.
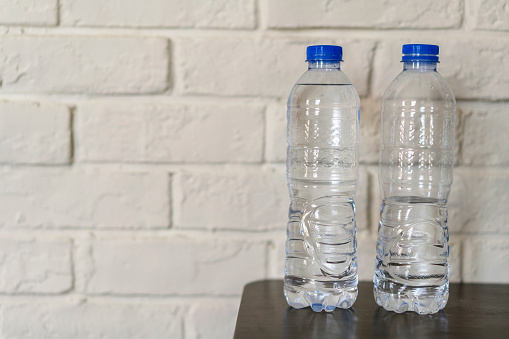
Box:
176;38;374;97
448;168;509;234
463;236;509;283
0;37;168;94
75;235;266;295
468;0;509;31
2;302;181;338
357;231;377;282
174;165;288;230
0;100;70;164
267;0;462;29
459;102;509;166
0;168;169;228
373;38;509;100
0;0;57;26
0;237;72;294
368;165;382;233
61;0;255;29
449;238;462;283
359;98;381;165
76;101;264;163
265;101;286;163
356;167;369;231
186;299;240;339
267;233;286;279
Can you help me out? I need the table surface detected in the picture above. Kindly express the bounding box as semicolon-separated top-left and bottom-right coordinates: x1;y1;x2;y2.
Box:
233;280;509;339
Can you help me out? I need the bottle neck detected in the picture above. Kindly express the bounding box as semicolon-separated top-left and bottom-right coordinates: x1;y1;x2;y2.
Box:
308;60;341;69
403;61;437;71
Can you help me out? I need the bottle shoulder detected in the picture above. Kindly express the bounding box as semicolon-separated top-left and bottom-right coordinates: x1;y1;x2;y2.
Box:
384;70;456;106
295;68;353;85
288;69;360;108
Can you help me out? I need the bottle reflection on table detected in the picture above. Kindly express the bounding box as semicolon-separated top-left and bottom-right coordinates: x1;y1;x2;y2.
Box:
284;306;358;339
373;307;449;338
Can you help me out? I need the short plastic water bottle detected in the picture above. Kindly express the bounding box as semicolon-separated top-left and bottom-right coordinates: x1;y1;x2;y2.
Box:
284;45;360;312
373;44;456;314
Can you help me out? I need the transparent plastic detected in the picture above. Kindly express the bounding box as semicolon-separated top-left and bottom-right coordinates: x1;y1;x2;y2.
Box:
374;60;456;314
284;60;360;312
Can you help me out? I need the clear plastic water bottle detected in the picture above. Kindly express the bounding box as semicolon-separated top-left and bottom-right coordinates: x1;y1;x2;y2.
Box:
374;44;456;314
284;45;360;312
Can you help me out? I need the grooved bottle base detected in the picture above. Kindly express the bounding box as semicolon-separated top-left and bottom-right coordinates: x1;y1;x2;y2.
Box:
373;277;449;314
284;276;358;312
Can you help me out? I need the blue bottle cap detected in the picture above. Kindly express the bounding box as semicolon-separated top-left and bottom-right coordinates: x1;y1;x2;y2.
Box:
306;45;343;61
402;44;439;62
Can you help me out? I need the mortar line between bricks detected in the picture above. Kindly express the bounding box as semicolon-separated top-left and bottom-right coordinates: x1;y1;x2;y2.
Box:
56;0;61;26
4;228;508;238
7;26;509;40
455;106;467;165
69;293;244;298
26;160;509;169
166;38;173;93
66;160;272;166
0;93;285;104
254;0;261;30
264;240;270;278
0;228;287;238
459;0;466;30
261;105;267;163
0;294;243;303
69;105;76;165
168;173;173;229
6;26;467;34
365;41;378;98
1;94;509;105
456;98;509;104
458;236;465;282
64;238;76;295
3;163;509;174
365;169;374;233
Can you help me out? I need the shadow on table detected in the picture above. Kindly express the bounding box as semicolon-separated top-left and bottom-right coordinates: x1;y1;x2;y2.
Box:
372;308;449;338
283;306;449;339
284;306;358;339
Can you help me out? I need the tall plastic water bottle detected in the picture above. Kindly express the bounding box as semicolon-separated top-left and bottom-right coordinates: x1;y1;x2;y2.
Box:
284;45;360;312
374;44;456;314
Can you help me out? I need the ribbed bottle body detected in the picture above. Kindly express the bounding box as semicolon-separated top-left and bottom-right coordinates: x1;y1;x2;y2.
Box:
374;60;456;314
284;69;360;312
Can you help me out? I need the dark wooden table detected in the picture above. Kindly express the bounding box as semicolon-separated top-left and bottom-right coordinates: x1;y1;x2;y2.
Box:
234;280;509;339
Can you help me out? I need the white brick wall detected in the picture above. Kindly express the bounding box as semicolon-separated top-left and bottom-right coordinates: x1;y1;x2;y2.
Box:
0;0;57;26
0;100;70;164
175;38;374;97
74;233;266;295
60;0;256;29
0;1;507;338
174;165;288;230
0;168;170;228
0;37;169;94
2;302;183;338
467;0;509;31
0;236;72;293
75;101;264;163
267;0;463;29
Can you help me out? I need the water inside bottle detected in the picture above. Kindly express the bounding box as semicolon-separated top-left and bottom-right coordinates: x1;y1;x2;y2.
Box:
285;83;359;311
374;196;449;314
